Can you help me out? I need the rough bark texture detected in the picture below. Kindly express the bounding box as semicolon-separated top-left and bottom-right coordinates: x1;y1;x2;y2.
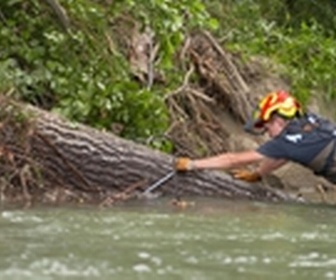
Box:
0;98;294;205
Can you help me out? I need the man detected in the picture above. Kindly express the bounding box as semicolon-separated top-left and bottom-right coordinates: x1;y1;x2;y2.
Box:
175;90;336;184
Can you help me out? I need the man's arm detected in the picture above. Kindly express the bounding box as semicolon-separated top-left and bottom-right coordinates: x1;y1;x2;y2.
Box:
175;151;288;183
226;156;288;183
256;158;288;176
177;150;265;171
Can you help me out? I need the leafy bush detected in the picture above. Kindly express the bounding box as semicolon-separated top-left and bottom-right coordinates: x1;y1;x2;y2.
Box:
0;0;217;151
1;0;336;150
206;0;336;106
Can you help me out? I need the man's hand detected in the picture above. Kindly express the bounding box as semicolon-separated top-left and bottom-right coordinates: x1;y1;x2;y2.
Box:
175;157;194;171
230;169;261;182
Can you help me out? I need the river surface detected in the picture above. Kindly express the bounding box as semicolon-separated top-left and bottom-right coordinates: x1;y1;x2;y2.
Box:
1;197;336;280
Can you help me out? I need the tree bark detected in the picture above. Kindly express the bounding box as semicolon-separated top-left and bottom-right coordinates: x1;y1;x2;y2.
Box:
0;98;294;204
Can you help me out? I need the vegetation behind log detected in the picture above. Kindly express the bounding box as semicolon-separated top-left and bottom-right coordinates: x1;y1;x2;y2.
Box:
1;0;336;153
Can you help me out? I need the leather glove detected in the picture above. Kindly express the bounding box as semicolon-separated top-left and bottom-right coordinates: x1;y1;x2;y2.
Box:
230;169;261;182
175;157;194;171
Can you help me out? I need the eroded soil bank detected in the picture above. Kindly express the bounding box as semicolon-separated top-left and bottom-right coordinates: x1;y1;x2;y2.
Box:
1;31;335;207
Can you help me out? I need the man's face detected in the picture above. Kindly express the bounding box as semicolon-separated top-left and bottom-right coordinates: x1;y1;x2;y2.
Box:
264;115;287;138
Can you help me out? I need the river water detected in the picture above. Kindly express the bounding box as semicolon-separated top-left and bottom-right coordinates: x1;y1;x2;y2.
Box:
1;197;336;280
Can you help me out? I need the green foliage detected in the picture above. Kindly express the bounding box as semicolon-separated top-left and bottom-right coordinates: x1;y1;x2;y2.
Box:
206;0;336;106
115;0;218;69
0;0;216;152
2;0;336;152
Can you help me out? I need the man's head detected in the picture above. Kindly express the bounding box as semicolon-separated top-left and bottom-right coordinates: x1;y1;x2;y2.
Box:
245;90;303;137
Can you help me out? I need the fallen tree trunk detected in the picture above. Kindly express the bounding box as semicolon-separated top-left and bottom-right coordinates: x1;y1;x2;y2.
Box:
0;98;295;205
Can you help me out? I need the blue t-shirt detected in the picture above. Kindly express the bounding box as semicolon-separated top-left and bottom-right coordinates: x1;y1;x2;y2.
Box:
257;114;335;167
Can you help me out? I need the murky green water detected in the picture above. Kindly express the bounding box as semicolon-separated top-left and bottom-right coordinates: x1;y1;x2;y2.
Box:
1;198;336;280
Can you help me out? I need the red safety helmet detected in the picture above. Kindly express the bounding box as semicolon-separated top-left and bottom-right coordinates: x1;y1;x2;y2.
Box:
245;90;303;134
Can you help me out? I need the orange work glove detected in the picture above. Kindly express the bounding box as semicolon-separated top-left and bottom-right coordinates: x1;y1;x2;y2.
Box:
230;169;261;182
175;157;194;171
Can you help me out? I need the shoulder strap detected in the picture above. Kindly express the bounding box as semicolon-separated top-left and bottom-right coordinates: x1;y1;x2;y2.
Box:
303;113;336;175
308;140;336;174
